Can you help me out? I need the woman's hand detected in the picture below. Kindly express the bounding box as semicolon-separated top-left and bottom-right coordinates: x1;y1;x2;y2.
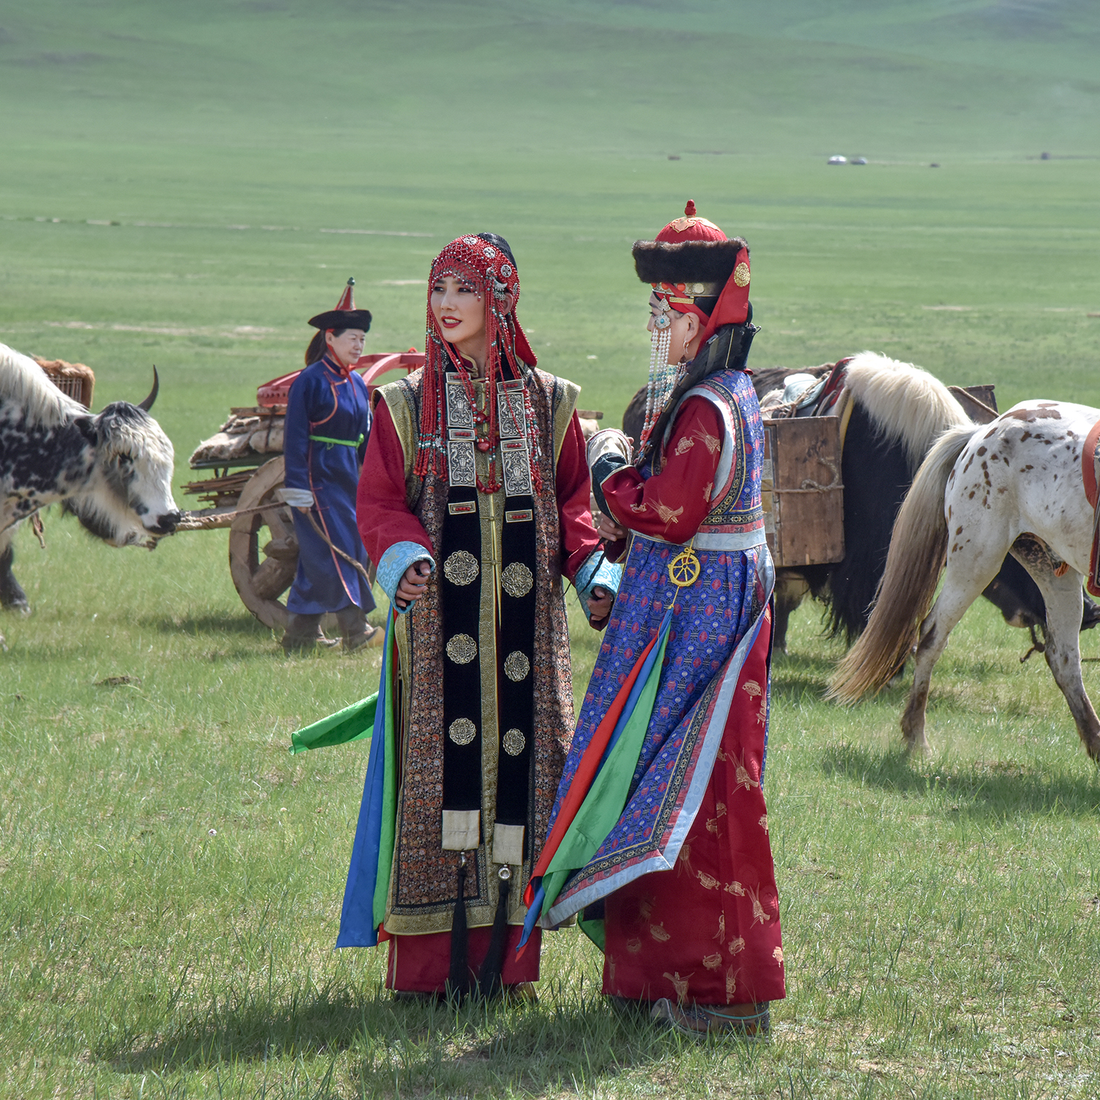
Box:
586;585;614;630
596;513;627;542
396;560;432;610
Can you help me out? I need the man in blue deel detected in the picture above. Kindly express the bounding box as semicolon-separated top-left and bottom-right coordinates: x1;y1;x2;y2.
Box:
279;279;382;654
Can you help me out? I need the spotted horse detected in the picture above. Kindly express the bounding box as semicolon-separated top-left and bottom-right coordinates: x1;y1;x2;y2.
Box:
829;400;1100;761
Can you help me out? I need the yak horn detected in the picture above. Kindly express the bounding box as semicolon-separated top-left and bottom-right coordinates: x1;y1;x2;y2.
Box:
137;366;159;412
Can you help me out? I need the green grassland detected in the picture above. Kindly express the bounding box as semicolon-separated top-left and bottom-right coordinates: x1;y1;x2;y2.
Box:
3;1;1100;1097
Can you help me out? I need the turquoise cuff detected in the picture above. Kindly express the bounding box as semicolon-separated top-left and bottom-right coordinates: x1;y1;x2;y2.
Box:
376;541;434;613
575;551;622;622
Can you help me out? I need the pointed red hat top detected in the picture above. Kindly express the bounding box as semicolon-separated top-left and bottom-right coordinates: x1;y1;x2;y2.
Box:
307;277;372;331
656;200;727;244
335;277;355;312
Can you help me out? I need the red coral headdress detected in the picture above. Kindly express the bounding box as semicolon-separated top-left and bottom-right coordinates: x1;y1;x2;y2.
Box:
415;235;541;493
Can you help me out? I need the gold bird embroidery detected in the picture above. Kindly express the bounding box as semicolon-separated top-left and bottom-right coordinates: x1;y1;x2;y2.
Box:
734;750;757;792
749;885;771;925
696;426;722;455
676;842;694;876
664;971;694;1002
725;965;741;1002
653;500;684;524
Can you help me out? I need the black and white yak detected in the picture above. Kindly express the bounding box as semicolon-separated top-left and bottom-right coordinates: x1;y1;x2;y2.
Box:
0;342;180;643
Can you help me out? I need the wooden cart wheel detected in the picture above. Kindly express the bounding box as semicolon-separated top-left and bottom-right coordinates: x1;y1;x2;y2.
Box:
228;456;377;632
228;457;298;630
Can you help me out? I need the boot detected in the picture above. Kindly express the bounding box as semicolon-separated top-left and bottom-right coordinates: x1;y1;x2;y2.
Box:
336;605;383;652
281;612;338;654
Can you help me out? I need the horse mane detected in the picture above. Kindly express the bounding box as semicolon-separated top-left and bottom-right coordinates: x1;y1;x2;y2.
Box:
0;343;85;428
842;351;970;471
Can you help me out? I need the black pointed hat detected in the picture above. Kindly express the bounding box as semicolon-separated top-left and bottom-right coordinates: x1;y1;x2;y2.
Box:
308;278;373;331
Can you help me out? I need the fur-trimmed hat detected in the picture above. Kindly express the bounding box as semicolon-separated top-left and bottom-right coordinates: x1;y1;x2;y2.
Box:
308;277;373;331
633;202;750;341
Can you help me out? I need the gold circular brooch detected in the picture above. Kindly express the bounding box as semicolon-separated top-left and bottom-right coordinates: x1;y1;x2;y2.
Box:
443;550;479;586
504;651;531;682
668;547;701;588
446;633;478;665
449;718;477;745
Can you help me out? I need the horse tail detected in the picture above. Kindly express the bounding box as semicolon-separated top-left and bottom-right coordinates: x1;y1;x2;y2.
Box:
827;422;977;702
819;351;973;642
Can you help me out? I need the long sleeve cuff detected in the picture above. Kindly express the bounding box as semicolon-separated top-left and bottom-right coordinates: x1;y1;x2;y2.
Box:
278;487;314;508
376;541;434;613
590;452;628;518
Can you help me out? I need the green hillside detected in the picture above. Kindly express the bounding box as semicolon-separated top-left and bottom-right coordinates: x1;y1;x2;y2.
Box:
3;0;1099;154
1;0;1098;443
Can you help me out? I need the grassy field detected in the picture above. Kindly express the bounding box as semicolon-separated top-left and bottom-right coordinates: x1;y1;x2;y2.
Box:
3;1;1100;1097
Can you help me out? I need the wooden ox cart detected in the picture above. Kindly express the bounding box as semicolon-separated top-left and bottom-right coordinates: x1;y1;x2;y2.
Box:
182;351;425;630
183;352;604;629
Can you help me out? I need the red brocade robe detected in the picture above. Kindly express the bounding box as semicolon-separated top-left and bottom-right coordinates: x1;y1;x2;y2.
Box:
353;367;605;991
568;381;785;1008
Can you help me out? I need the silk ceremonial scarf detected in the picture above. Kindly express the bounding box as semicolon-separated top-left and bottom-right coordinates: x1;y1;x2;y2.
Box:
518;603;674;950
285;616;398;946
519;561;771;951
284;615;399;949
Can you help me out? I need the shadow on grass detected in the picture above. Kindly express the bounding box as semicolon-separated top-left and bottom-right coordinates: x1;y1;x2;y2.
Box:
100;983;683;1095
102;982;369;1075
769;650;835;702
820;742;1100;819
148;612;272;638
